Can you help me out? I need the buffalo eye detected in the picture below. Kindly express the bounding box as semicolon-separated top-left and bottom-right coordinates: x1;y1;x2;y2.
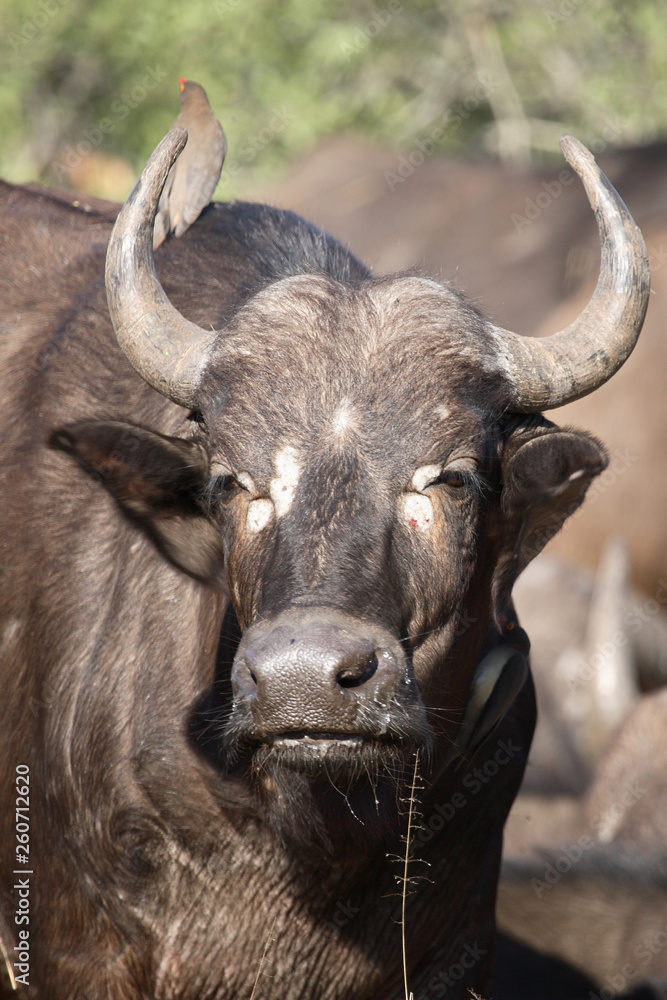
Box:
440;469;466;489
430;459;482;496
216;474;243;495
202;471;247;513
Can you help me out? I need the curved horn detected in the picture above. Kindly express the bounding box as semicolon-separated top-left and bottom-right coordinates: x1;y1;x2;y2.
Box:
105;128;217;408
495;136;650;412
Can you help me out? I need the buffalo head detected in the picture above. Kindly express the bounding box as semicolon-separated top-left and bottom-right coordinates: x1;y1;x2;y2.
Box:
53;128;649;846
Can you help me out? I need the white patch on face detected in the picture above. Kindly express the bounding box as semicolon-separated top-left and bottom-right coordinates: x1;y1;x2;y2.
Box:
411;464;441;493
435;405;450;421
246;498;274;534
403;493;434;531
332;399;355;436
236;472;256;493
270;446;301;518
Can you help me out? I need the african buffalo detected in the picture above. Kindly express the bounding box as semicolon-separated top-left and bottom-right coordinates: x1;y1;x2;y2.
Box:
512;543;643;797
0;102;649;998
498;687;667;998
497;555;667;998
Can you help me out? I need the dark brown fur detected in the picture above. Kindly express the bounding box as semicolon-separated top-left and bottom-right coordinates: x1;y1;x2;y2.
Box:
0;179;607;998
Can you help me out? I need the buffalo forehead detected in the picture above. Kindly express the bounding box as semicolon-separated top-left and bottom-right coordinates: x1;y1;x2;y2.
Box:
204;273;503;477
203;272;505;393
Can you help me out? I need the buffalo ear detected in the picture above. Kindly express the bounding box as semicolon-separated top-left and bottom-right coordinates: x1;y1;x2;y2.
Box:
50;420;223;585
492;425;608;622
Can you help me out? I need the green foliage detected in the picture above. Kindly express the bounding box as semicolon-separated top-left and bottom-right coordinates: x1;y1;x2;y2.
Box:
1;0;666;199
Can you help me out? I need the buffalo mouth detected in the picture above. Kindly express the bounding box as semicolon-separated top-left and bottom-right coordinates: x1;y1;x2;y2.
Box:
221;718;428;851
267;731;399;773
225;722;424;783
271;731;366;750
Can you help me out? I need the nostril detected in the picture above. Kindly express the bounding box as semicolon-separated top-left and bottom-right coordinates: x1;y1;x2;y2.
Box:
337;651;379;689
232;658;259;699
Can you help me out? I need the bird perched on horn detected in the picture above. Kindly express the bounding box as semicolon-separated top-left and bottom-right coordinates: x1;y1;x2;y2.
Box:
153;78;226;249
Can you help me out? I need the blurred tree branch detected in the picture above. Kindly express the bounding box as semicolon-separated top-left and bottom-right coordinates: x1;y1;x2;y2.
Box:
1;0;665;198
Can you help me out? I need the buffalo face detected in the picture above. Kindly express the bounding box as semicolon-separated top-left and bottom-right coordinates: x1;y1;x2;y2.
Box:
195;276;605;795
53;274;607;848
52;126;647;848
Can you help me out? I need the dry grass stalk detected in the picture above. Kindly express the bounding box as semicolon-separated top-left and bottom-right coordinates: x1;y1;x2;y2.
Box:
401;749;420;1000
248;909;280;1000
